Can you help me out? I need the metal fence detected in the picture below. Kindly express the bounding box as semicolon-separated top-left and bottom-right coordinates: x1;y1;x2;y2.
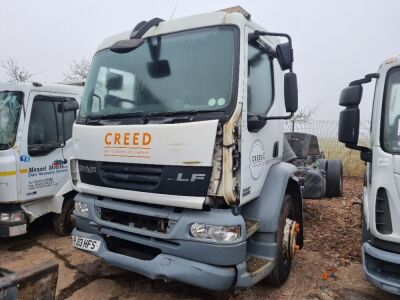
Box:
285;119;370;177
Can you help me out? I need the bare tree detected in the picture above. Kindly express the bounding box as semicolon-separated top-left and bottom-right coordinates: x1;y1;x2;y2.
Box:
1;57;36;82
290;105;319;132
63;57;90;81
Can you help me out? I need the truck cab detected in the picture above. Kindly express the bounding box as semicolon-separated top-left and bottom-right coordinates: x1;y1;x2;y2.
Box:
339;56;400;295
71;7;303;290
0;82;81;237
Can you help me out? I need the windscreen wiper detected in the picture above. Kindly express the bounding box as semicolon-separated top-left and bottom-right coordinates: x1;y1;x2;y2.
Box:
146;109;225;117
85;112;147;124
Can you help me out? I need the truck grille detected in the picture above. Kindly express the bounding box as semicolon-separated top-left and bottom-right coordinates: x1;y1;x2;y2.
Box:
98;162;162;192
78;159;212;197
100;207;169;233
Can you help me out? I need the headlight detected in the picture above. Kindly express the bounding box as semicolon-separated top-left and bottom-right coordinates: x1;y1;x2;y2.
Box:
190;223;241;242
74;201;89;217
70;159;79;186
0;212;25;223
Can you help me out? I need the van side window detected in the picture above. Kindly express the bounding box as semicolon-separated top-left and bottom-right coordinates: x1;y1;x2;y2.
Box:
28;95;77;155
247;44;274;115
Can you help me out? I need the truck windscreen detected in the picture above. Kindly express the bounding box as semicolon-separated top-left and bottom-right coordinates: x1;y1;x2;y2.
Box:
78;26;237;122
382;67;400;153
0;91;23;150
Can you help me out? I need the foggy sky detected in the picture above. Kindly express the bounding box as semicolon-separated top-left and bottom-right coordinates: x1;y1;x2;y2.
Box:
1;0;400;120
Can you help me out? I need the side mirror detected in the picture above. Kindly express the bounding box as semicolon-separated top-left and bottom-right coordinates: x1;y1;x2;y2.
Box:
247;113;267;132
59;99;79;112
338;107;360;145
284;72;298;113
339;85;363;106
276;42;293;71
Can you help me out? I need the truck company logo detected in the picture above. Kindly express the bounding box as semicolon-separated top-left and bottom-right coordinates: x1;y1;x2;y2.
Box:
104;132;152;146
79;165;97;174
103;131;152;159
249;140;265;180
28;160;68;178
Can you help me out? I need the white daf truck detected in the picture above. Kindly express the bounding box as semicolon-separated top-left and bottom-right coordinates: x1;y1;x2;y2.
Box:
0;82;81;237
339;56;400;295
70;7;304;290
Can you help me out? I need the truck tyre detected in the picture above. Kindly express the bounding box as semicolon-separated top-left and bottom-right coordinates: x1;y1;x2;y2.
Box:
53;197;75;236
302;168;326;199
316;159;328;172
266;195;297;286
325;160;343;197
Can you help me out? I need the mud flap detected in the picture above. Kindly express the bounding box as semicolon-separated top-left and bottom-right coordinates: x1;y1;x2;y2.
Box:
0;261;59;300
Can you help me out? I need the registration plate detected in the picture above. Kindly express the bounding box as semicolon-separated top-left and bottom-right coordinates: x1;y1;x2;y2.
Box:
72;236;101;252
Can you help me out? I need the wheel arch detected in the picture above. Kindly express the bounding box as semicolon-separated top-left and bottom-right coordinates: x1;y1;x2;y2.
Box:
241;162;303;245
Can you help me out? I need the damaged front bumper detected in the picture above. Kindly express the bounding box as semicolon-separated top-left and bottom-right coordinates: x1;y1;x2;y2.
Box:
71;193;253;290
72;228;237;290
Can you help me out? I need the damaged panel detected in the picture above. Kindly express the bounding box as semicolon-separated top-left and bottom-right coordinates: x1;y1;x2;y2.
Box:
0;91;23;150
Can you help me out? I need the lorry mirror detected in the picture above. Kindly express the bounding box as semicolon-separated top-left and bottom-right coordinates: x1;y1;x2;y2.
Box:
338;107;360;145
339;85;363;107
284;72;298;113
247;113;267;132
276;42;293;71
147;60;171;78
59;99;79;112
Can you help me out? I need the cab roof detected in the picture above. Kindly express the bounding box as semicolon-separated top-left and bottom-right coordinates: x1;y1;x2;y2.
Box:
0;81;83;96
96;8;253;52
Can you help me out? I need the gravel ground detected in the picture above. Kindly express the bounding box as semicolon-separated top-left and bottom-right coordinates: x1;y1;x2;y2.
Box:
0;177;397;299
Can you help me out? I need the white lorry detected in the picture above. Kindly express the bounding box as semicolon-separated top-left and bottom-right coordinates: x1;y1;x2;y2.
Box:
70;7;304;290
339;56;400;295
0;82;81;237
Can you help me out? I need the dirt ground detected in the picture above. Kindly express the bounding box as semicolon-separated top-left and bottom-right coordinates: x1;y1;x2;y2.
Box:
0;177;398;300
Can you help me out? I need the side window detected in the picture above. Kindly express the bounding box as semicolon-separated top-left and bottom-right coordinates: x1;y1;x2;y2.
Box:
63;110;76;140
28;96;77;155
56;108;76;141
28;98;60;146
247;44;274;115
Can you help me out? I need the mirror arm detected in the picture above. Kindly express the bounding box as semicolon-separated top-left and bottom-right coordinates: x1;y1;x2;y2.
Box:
263;112;294;121
349;73;379;86
248;30;293;72
345;144;372;162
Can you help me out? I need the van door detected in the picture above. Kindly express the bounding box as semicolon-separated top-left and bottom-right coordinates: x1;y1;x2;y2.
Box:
240;29;284;205
19;92;77;202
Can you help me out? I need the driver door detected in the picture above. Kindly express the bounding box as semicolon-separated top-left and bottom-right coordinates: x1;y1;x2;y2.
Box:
19;92;77;202
240;29;283;205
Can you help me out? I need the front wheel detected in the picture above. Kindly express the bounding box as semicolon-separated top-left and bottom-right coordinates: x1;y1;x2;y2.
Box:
266;195;300;286
53;197;75;236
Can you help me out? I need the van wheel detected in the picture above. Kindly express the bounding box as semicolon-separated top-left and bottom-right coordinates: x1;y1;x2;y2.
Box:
53;197;75;236
266;195;300;286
